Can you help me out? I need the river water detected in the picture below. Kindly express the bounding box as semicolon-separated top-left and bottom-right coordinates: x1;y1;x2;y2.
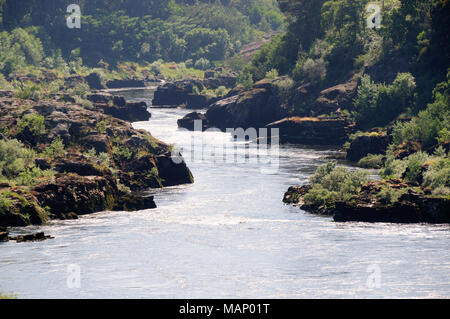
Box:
0;88;449;298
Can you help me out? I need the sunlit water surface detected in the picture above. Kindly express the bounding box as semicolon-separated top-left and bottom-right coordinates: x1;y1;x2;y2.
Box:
0;89;449;298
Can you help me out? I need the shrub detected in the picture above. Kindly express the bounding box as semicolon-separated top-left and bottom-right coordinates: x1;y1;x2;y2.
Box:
236;70;253;89
17;113;46;136
265;68;279;79
376;185;408;205
215;86;228;96
391;77;449;148
304;162;368;207
422;157;450;191
354;73;416;128
358;154;384;169
194;58;210;70
0;139;36;179
16;166;56;186
293;57;326;82
404;152;429;184
13;81;42;100
42;137;65;157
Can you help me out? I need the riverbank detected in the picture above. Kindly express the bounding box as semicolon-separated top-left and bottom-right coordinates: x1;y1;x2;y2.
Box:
0;89;193;228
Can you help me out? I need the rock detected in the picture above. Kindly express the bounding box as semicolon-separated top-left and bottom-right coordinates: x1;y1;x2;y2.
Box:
186;94;212;109
204;70;215;78
0;90;13;98
152;80;203;106
0;189;49;227
106;79;146;89
0;95;194;227
53;157;110;177
85;72;106;90
315;80;359;114
10;232;53;242
205;82;286;131
100;101;151;122
35;158;52;170
81;134;110;153
87;92;113;104
282;185;311;205
113;95;126;107
114;194;157;211
156;152;194;187
152;76;236;108
346;133;391;162
177;112;210;131
0;231;9;242
333;193;450;223
392;140;423;159
284;180;450;224
266;116;355;145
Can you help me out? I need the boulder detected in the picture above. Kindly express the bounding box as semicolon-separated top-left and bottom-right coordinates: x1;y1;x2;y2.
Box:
177;112;210;131
315;80;359;114
85;72;106;90
87;92;113;104
106;79;146;89
346;133;391;162
205;83;286;131
266;116;355;145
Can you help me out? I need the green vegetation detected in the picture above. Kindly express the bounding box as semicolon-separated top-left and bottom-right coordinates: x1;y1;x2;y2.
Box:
392;73;450;148
0;139;55;187
0;0;283;72
353;73;416;128
17;113;46;136
0;292;17;299
381;148;449;195
358;154;385;169
304;162;367;208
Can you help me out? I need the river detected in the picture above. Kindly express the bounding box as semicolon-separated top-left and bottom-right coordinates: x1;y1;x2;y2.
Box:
0;88;449;298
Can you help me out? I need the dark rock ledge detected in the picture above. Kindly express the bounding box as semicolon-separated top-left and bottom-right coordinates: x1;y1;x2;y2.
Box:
283;181;450;224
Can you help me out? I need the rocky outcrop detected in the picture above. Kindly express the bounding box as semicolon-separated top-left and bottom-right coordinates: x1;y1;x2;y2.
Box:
86;93;151;122
177;112;210;131
315;80;359;114
283;180;450;224
266;116;355;145
204;80;287;131
152;76;236;109
0;96;194;227
106;79;146;89
85;72;106;90
346;133;391;162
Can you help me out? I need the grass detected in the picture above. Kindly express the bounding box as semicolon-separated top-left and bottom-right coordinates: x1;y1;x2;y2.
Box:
0;292;17;299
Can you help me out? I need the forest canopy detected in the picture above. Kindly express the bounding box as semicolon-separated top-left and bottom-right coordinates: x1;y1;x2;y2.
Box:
0;0;284;66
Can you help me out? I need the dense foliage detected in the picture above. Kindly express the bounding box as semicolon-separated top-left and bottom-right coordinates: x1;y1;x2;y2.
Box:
0;0;284;68
245;0;449;117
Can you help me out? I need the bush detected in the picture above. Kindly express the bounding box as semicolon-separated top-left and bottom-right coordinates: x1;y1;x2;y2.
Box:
42;137;65;157
391;76;449;148
13;81;42;100
293;57;326;82
358;154;384;169
194;58;210;70
0;139;36;179
376;185;408;205
354;73;416;128
422;157;450;191
17;113;46;136
304;162;368;207
404;152;429;184
236;70;253;89
265;69;279;79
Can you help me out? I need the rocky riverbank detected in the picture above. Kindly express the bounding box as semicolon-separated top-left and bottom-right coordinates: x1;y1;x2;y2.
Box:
283;179;450;224
0;94;193;227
